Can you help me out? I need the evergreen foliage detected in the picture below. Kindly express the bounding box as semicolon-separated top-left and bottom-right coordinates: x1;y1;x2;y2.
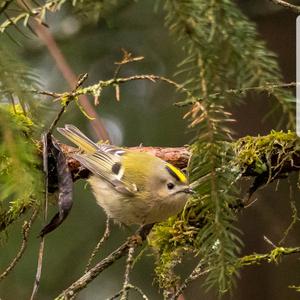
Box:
0;0;120;32
0;0;297;297
0;0;69;33
0;45;40;116
149;0;295;296
0;105;42;234
0;45;42;235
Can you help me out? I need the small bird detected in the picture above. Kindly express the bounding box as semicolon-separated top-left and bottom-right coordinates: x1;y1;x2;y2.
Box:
57;125;193;225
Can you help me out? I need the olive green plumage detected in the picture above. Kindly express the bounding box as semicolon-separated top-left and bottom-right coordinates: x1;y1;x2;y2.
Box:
58;124;192;225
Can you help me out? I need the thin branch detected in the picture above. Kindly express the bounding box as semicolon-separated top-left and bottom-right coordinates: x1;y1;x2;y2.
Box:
0;208;38;281
120;246;135;300
48;74;88;134
176;82;297;106
106;284;149;300
263;235;278;248
61;134;300;182
170;262;210;300
279;182;300;245
34;80;297;105
113;49;144;80
32;70;192;141
33;74;188;100
224;81;296;94
30;237;45;300
33;77;296;118
1;130;299;234
269;0;300;13
56;224;154;300
30;133;49;300
0;0;67;32
239;246;300;266
62;145;190;180
85;218;111;272
48;105;68;134
168;245;300;299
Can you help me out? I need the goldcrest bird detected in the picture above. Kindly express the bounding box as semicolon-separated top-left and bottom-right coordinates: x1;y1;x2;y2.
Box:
57;125;193;225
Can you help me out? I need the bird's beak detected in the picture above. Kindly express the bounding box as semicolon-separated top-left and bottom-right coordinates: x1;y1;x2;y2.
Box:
182;187;195;194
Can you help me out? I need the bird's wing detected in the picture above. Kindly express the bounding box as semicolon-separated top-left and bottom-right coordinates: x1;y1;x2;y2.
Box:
58;124;135;195
96;144;127;156
72;151;137;196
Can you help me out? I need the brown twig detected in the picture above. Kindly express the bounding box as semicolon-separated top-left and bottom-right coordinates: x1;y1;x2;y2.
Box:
170;261;209;300
106;284;149;300
269;0;300;13
169;245;300;300
170;243;300;300
48;105;68;134
32;71;192;138
28;64;85;298
176;81;297;107
120;245;135;300
1;130;300;235
56;224;154;300
30;237;45;300
34;74;188;100
85;217;111;272
33;76;297;111
30;133;49;300
62;145;191;180
113;49;144;80
61;141;300;181
0;208;38;281
48;73;89;134
239;246;300;266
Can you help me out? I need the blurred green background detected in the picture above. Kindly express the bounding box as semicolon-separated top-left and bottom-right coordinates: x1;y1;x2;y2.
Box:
1;1;300;299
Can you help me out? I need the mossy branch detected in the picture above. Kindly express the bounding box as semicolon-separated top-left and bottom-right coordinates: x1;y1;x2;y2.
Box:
239;246;300;267
169;246;300;299
63;131;300;181
0;130;299;234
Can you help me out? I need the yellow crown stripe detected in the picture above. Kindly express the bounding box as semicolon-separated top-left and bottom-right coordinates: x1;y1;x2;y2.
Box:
166;163;187;183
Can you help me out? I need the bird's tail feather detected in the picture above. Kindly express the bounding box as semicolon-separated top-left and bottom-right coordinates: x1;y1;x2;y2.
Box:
57;124;97;153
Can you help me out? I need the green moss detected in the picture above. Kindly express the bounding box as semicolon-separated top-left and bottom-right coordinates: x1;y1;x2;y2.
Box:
153;250;181;292
150;131;300;293
0;105;42;235
289;285;300;292
238;246;300;267
149;202;203;291
233;130;298;174
0;104;35;134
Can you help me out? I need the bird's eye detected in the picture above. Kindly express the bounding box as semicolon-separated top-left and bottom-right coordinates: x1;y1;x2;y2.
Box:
167;182;175;190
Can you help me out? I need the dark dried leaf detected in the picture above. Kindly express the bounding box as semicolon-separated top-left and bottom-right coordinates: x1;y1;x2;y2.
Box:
39;137;73;237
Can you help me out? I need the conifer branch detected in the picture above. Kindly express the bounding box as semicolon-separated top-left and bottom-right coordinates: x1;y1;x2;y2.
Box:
0;130;298;235
269;0;300;13
169;246;300;299
239;246;300;266
61;131;300;187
